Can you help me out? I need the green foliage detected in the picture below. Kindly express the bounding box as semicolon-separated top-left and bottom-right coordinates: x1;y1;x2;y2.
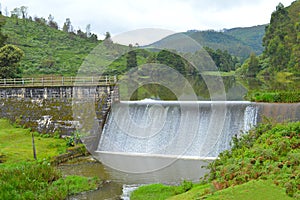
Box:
184;30;260;61
0;44;24;78
66;131;82;147
0;119;100;199
206;121;300;198
204;47;240;72
246;91;300;102
0;118;67;163
131;181;193;200
126;50;138;70
224;25;266;55
2;16;99;76
169;180;293;200
0;162;100;200
261;1;300;74
156;50;186;75
0;15;8;47
238;53;261;77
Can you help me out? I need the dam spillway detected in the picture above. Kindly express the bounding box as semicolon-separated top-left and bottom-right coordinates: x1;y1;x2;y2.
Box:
95;101;300;174
98;101;260;158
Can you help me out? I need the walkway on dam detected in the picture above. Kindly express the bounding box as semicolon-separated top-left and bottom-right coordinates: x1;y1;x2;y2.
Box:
0;76;117;88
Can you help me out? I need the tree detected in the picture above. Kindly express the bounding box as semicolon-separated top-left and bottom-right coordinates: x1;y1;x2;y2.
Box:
48;14;58;29
103;31;112;46
0;15;7;47
203;47;239;72
63;18;72;33
0;45;24;78
89;33;98;42
247;53;260;76
126;50;137;70
76;29;86;38
34;16;46;25
11;8;21;25
104;32;111;40
20;6;28;19
157;50;186;75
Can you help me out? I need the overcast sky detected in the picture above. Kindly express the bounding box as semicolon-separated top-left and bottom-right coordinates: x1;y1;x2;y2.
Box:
1;0;295;39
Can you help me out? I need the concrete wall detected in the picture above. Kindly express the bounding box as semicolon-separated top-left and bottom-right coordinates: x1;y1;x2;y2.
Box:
0;85;119;135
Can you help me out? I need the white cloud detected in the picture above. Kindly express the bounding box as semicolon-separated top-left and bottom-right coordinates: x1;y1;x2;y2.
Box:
1;0;296;37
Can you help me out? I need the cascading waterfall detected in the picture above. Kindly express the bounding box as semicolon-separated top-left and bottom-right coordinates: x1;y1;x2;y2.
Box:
98;101;259;158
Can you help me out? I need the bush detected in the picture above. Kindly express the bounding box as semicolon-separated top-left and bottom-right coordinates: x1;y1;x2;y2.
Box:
206;121;300;198
247;91;300;102
0;162;100;199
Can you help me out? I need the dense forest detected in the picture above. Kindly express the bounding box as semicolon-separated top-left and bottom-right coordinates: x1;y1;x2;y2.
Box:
238;0;300;76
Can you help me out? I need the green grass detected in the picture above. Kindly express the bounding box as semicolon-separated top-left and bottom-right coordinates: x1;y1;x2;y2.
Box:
0;162;100;200
131;121;300;199
206;121;300;198
0;119;101;199
0;119;67;163
205;180;293;200
169;180;293;200
131;181;193;200
130;184;176;200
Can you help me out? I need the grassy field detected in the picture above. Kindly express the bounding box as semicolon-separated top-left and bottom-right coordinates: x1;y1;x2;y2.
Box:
0;119;101;199
0;119;66;163
169;180;293;200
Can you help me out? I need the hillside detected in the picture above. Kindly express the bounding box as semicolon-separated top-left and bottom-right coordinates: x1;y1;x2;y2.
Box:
238;0;300;77
2;16;99;76
149;25;265;61
261;0;300;75
224;25;266;55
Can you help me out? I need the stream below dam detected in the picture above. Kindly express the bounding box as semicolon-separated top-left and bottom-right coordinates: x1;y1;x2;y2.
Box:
59;157;212;200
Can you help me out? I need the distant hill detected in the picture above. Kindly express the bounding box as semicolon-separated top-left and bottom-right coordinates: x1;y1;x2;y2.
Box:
2;16;99;76
148;25;266;61
223;25;266;55
1;14;266;76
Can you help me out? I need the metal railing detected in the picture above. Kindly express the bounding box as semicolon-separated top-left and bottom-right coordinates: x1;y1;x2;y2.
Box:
0;76;117;88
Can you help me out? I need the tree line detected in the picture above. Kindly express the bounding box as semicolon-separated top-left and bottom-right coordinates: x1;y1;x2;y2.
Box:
6;6;99;42
238;1;300;77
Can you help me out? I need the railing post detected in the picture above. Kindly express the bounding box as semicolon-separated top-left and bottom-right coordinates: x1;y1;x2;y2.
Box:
32;78;34;86
22;78;24;85
105;76;108;85
71;77;73;85
4;79;6;86
14;78;16;86
62;77;64;86
42;77;44;86
92;76;94;84
114;75;117;83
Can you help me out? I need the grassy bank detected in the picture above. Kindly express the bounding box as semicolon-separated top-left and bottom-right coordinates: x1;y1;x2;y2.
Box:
131;121;300;199
0;119;66;163
246;91;300;103
0;119;100;199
